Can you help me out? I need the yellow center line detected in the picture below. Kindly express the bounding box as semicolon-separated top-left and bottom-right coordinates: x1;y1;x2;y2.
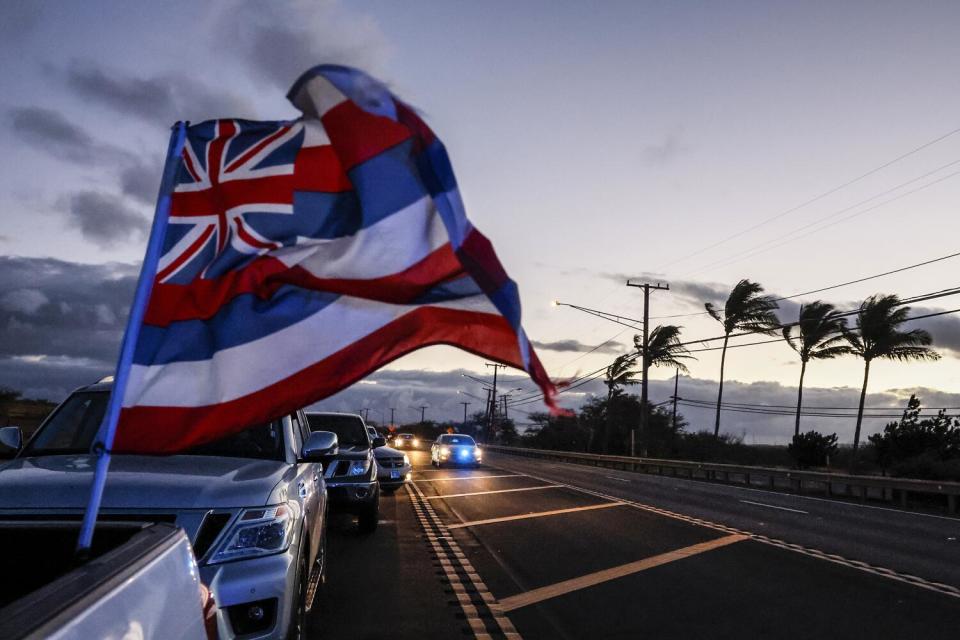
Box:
447;501;626;529
492;534;750;612
426;485;562;500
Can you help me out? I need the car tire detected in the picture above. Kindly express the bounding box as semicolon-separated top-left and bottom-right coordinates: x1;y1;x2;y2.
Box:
287;543;309;640
358;496;379;533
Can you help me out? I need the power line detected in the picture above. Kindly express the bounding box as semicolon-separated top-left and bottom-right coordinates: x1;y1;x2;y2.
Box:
512;304;960;408
649;248;960;321
682;165;960;277
657;126;960;272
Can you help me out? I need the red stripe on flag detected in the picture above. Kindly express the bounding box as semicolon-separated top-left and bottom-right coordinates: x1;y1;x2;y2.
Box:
294;145;354;192
456;229;510;294
321;100;412;170
115;307;524;453
144;244;464;326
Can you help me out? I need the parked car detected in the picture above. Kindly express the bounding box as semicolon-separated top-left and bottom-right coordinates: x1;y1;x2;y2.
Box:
306;413;381;532
392;433;420;450
431;434;483;468
367;427;412;493
0;380;336;640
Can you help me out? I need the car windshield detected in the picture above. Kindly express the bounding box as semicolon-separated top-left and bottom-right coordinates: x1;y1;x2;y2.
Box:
23;390;285;460
439;435;475;446
307;414;369;447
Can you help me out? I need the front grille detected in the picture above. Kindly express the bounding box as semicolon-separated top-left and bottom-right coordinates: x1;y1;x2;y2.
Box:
378;457;404;468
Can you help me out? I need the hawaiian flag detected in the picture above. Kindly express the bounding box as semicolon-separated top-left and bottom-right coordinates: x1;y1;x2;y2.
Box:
114;65;561;453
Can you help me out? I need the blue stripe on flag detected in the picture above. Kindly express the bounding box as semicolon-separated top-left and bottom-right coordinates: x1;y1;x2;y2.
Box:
134;286;340;365
411;275;484;305
347;139;426;227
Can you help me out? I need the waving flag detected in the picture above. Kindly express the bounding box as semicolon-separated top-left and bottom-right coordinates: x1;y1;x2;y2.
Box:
111;65;561;453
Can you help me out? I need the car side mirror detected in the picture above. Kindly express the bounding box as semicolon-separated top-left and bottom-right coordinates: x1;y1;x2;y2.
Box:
372;436;386;448
0;426;22;458
302;431;338;463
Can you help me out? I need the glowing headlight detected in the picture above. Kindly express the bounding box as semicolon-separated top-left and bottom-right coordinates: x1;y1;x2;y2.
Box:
348;459;372;476
403;454;410;465
439;446;451;456
412;438;420;447
208;503;296;564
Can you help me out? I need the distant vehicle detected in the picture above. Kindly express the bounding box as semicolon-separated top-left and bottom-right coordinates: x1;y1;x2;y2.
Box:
0;380;335;640
0;523;214;640
431;434;482;468
367;427;412;493
306;413;382;532
393;433;419;449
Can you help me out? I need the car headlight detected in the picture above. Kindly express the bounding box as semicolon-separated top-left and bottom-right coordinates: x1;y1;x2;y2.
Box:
412;438;420;447
439;446;450;456
208;503;296;564
403;454;410;465
348;459;372;476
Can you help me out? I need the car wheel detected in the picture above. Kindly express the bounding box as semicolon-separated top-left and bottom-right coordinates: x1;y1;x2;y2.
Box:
287;544;308;640
358;496;379;533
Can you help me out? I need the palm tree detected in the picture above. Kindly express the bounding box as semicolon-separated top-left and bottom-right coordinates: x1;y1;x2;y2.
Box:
601;354;639;453
634;324;695;374
782;301;852;438
705;279;780;437
843;294;939;461
632;324;695;455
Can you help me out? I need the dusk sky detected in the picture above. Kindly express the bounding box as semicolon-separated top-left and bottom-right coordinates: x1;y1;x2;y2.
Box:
2;1;959;441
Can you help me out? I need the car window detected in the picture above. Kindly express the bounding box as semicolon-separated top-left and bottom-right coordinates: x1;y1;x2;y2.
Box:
439;434;476;446
23;390;286;460
307;414;370;447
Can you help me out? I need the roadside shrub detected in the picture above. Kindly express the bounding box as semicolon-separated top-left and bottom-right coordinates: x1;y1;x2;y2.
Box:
675;431;746;463
788;431;838;469
869;395;960;475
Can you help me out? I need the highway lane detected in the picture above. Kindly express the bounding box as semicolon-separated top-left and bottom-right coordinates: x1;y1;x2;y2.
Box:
485;450;960;589
415;450;960;639
312;449;960;639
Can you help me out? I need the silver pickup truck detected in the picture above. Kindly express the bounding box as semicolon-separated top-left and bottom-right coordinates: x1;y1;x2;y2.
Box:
0;379;338;640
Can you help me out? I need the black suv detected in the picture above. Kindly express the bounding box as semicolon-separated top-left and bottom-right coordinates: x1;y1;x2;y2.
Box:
306;412;383;533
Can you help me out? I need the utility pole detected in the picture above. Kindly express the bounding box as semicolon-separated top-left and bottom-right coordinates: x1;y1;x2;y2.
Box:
485;363;506;442
460;402;471;429
500;395;509;420
389;407;396;426
671;368;679;431
626;280;669;457
418;406;427;423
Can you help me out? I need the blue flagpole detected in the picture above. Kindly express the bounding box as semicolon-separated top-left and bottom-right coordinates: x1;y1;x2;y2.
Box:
75;122;187;556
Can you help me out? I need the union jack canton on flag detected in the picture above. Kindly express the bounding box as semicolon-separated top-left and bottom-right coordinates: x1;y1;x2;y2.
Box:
114;65;562;453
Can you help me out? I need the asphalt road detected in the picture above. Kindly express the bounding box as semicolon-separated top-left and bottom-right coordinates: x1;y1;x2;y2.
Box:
310;448;960;639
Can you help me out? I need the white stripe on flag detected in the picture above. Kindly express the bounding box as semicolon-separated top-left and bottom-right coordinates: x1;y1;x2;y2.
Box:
276;195;447;280
122;294;499;409
291;75;347;119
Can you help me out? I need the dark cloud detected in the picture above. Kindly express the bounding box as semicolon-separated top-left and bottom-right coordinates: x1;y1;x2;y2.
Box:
119;162;161;204
0;257;136;388
9;106;129;165
0;2;42;42
216;1;390;91
64;61;257;124
908;306;960;357
65;191;150;247
531;339;625;355
640;132;689;166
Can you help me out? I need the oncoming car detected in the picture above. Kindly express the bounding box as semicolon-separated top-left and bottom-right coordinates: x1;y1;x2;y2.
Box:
367;427;412;493
392;433;419;450
430;434;482;468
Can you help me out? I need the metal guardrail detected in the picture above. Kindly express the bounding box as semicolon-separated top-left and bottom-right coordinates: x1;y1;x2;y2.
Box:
485;444;960;515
